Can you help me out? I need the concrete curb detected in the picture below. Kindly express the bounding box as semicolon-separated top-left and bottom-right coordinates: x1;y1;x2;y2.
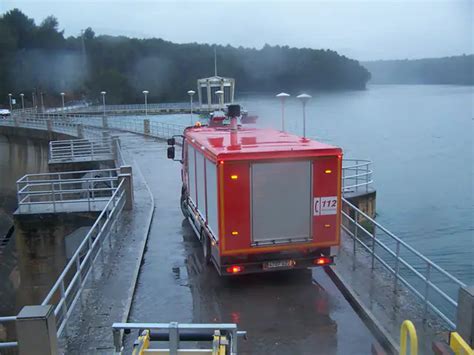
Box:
120;157;155;326
325;266;399;355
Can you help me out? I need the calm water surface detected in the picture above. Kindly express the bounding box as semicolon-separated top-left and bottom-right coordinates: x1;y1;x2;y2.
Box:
149;85;474;284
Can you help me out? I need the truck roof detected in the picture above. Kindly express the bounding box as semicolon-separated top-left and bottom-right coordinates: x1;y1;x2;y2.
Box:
185;125;342;161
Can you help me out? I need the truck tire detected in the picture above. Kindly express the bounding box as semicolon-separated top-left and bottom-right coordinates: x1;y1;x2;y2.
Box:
180;192;189;218
201;230;212;265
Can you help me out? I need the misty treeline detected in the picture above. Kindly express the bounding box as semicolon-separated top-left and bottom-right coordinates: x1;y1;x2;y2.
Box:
0;9;370;107
364;55;474;85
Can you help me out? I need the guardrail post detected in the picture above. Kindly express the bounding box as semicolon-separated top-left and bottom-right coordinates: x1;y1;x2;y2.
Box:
112;136;120;160
77;124;84;139
144;119;150;135
46;119;53;132
16;305;58;355
102;116;108;129
119;166;133;210
353;209;358;256
456;286;474;346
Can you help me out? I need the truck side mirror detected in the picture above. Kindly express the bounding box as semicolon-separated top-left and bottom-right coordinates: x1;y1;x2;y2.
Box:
167;146;175;159
167;138;175;146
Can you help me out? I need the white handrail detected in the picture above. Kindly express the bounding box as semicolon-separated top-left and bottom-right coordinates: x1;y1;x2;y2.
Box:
341;197;465;329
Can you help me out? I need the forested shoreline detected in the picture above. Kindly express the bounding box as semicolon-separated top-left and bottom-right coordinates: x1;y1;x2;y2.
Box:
363;55;474;85
0;9;370;107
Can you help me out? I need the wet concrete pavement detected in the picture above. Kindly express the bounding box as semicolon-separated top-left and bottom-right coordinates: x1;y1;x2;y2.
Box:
123;134;377;354
61;132;154;354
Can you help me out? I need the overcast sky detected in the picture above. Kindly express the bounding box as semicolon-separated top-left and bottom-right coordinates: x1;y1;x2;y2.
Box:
1;0;472;61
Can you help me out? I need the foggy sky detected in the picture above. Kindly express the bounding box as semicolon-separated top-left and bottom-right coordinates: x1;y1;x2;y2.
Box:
1;0;472;61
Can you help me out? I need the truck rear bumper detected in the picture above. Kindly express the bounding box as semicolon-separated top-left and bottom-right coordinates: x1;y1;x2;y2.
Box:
218;254;334;276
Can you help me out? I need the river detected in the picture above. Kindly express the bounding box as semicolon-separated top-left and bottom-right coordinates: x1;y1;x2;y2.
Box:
148;84;474;285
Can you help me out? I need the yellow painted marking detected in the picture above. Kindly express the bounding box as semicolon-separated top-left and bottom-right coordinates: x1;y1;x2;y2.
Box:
450;332;474;355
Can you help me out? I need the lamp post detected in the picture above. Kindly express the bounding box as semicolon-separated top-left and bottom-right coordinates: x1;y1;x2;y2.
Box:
60;92;65;117
142;90;149;116
20;93;25;111
215;90;224;110
187;90;195;125
32;92;36;110
101;91;106;117
40;92;45;112
296;93;312;140
276;92;290;131
8;94;12;111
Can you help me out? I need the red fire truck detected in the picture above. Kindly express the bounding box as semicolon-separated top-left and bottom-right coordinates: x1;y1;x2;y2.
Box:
167;105;342;275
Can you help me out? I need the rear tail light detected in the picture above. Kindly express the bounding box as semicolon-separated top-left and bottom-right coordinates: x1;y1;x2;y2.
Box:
226;265;244;274
314;256;332;266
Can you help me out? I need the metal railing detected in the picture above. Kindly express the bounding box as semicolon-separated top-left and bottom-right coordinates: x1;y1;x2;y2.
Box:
49;137;114;163
16;169;119;214
1;113;130;349
0;116;102;139
8;113;187;140
69;115;186;139
0;316;18;349
341;198;466;329
70;102;189;113
42;178;126;336
342;159;373;194
112;322;246;355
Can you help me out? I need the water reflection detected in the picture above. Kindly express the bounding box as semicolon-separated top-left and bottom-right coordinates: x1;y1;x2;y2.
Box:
182;225;338;355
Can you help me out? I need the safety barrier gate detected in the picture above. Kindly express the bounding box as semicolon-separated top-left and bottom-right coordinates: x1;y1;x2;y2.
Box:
113;322;247;355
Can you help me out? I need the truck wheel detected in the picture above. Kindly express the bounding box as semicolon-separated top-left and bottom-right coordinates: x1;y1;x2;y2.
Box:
180;193;189;218
201;230;212;265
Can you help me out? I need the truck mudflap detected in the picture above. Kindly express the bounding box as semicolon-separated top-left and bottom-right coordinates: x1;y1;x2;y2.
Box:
219;255;335;276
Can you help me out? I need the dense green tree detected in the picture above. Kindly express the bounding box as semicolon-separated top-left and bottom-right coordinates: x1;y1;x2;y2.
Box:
0;9;373;107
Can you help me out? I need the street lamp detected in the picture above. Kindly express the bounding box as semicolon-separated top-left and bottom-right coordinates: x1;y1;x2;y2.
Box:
60;92;65;115
100;91;106;117
32;92;36;110
20;93;25;111
187;90;195;125
276;92;290;131
296;93;312;141
215;90;224;110
142;90;149;116
8;94;12;111
40;92;45;112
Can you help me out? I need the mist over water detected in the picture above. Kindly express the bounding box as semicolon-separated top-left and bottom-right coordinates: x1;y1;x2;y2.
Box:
147;84;474;284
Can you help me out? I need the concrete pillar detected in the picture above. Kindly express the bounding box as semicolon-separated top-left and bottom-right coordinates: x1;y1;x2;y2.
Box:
118;172;133;210
76;124;84;139
144;119;150;135
456;285;474;346
16;305;58;355
102;116;108;129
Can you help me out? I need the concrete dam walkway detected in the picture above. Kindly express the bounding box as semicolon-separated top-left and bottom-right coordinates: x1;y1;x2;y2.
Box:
113;132;376;354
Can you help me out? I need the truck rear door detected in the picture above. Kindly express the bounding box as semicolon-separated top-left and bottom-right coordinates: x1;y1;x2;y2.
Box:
250;160;312;246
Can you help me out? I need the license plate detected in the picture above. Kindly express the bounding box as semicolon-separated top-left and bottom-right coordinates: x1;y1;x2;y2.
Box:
263;260;295;270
